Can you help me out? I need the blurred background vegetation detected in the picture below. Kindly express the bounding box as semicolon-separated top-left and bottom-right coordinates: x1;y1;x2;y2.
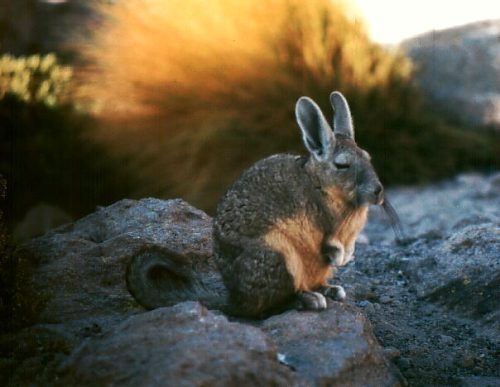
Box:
1;0;499;236
0;52;135;233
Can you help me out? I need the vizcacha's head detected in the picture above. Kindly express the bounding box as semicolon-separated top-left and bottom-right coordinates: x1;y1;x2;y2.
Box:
295;91;383;207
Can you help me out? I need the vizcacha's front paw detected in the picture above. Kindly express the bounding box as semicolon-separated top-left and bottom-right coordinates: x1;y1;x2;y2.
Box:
297;291;328;311
319;284;347;301
322;239;345;266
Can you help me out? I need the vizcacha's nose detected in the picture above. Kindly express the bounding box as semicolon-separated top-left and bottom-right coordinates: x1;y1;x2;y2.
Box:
373;183;384;204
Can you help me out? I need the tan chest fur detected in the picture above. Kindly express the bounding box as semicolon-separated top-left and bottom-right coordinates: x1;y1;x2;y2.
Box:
330;206;368;250
322;186;368;251
263;189;368;292
263;213;326;291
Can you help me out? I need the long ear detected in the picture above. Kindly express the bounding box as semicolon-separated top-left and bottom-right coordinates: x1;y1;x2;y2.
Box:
330;91;354;139
295;96;336;162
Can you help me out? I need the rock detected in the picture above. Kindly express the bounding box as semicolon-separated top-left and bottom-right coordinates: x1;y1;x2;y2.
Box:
383;347;401;360
260;303;405;386
396;357;411;370
16;198;214;326
7;198;217;385
379;295;393;305
459;376;500;387
389;216;500;328
7;197;402;386
457;352;476;369
420;223;499;320
438;334;454;345
402;20;500;128
58;302;300;387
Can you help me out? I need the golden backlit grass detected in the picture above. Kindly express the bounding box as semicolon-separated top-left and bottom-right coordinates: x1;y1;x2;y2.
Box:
79;0;404;115
76;0;498;212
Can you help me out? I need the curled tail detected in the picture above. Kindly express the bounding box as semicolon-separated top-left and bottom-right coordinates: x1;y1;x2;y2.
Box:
126;246;229;311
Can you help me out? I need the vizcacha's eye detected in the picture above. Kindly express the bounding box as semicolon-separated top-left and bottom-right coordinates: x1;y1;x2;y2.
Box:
334;153;351;170
334;162;350;170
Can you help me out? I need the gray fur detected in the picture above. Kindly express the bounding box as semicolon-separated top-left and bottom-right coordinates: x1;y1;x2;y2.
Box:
213;155;323;316
296;97;336;162
330;91;354;139
213;91;384;317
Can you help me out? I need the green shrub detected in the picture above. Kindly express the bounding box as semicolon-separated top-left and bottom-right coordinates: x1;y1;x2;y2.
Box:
0;53;137;226
0;53;72;107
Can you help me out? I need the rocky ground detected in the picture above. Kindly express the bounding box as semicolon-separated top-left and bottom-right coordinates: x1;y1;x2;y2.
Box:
338;173;500;386
0;173;498;386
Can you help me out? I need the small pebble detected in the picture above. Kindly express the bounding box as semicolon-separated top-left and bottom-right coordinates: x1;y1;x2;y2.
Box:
438;334;454;345
458;354;476;368
383;346;401;359
364;303;375;314
397;357;411;369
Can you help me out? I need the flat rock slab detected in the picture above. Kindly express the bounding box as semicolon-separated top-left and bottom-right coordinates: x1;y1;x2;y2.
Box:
58;302;300;387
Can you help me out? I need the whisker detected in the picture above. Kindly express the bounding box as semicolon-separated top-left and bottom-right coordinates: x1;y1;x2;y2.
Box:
381;198;405;242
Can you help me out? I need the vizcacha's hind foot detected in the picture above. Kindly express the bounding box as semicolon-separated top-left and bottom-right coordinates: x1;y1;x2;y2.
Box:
296;291;328;311
318;284;346;301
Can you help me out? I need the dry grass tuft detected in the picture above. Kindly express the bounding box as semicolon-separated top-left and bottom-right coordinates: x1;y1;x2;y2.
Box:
76;0;498;212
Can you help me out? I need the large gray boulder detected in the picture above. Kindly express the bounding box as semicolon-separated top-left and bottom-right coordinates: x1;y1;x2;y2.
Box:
4;197;403;386
14;198;214;326
402;19;500;128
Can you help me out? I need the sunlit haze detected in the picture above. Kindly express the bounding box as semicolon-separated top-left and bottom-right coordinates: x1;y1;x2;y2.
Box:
353;0;500;44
